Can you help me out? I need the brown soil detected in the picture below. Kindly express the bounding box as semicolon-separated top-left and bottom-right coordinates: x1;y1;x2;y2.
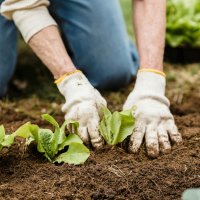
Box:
0;83;200;200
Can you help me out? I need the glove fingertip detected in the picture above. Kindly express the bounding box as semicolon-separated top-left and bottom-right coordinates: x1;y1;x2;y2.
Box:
146;143;159;158
128;141;140;153
174;137;183;146
159;139;171;155
93;141;104;149
91;135;104;149
147;149;159;158
81;137;90;146
170;132;183;146
78;127;90;145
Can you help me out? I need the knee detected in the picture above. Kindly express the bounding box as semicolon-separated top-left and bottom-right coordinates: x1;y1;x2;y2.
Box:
90;61;136;90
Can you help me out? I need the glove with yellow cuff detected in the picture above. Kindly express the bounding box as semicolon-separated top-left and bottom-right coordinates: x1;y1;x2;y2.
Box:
123;68;182;157
56;70;107;148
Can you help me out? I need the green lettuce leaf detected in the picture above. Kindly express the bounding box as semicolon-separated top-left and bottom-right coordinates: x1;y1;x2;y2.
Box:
0;125;5;143
37;129;54;161
55;143;90;165
99;107;112;144
0;125;15;150
42;114;59;128
58;133;83;151
0;135;15;148
14;122;39;138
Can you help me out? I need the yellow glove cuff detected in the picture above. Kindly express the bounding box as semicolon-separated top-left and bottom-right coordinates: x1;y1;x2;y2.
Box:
138;68;166;78
54;70;82;84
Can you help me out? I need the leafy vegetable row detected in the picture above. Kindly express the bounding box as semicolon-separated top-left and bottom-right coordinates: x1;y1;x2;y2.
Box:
0;107;135;165
0;114;90;165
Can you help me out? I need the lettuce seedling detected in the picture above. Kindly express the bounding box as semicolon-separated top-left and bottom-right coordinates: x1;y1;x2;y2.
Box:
99;107;135;145
13;114;90;165
13;122;39;141
0;125;15;150
0;123;38;151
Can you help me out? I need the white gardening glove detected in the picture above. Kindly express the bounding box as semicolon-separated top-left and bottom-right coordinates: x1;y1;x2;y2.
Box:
57;71;107;148
123;71;182;157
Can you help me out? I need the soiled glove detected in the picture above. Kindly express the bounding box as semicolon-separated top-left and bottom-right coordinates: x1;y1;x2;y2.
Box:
123;71;182;157
57;71;107;148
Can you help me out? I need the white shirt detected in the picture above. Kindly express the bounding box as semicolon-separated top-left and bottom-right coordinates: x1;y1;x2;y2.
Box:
0;0;57;42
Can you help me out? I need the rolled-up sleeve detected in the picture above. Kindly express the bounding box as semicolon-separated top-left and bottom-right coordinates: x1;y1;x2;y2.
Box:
0;0;57;42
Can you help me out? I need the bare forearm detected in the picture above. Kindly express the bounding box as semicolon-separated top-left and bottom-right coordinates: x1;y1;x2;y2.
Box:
29;26;76;79
133;0;166;71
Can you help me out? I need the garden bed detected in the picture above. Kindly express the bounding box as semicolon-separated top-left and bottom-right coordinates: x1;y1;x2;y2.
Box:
0;76;199;200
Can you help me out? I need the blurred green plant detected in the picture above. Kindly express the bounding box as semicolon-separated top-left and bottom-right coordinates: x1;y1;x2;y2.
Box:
120;0;134;38
166;0;200;47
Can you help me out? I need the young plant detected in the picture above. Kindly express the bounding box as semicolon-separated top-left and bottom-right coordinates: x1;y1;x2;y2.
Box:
14;114;90;165
0;122;38;151
0;125;15;150
99;107;135;146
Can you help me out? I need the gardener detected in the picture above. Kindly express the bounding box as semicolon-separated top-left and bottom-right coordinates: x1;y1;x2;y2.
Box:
0;0;182;157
